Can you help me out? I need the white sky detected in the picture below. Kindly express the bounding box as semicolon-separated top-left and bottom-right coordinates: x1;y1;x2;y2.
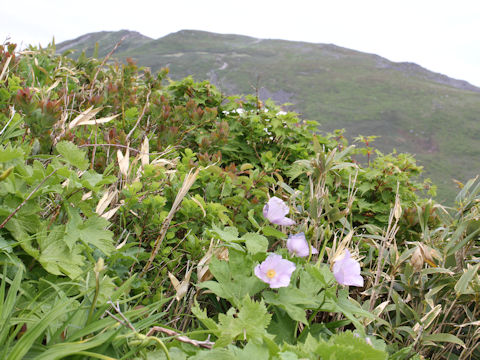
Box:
2;0;479;86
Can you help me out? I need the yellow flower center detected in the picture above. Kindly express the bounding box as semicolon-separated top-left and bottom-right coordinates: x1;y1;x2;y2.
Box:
266;269;276;279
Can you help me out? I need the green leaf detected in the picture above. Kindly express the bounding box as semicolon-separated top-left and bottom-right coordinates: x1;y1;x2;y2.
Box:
34;332;117;360
262;225;286;239
216;296;271;347
211;224;240;242
6;298;74;360
64;210;114;255
0;265;23;345
37;226;85;279
241;233;268;255
0;145;24;163
422;333;465;348
199;256;266;306
191;303;219;332
455;263;480;296
230;342;270;359
0;235;13;253
56;141;88;171
247;209;261;230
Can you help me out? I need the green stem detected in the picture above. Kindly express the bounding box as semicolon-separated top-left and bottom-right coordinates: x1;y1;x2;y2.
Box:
87;273;100;324
75;351;117;360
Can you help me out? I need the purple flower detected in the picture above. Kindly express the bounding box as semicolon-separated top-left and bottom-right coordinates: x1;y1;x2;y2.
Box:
333;249;364;287
254;254;296;288
263;197;295;226
287;232;318;257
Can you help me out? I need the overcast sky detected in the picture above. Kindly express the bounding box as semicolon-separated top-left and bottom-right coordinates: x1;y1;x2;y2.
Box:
2;0;479;86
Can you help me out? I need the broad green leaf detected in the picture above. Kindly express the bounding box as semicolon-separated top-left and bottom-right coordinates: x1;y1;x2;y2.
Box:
0;145;24;163
190;349;236;360
267;309;297;344
56;141;88;171
81;171;116;190
5;218;40;258
64;210;114;255
211;224;240;242
230;342;270;359
241;232;268;254
0;235;13;253
37;228;85;279
216;296;271;347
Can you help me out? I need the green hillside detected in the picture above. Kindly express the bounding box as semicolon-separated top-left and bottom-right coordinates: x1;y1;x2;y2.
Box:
57;29;480;202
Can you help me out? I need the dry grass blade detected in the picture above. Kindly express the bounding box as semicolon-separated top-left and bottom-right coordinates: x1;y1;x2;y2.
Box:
46;79;61;95
0;54;12;82
168;262;193;301
140;168;200;278
117;148;130;177
369;182;401;311
96;189;118;216
140;136;150;167
78;114;119;126
68;106;101;128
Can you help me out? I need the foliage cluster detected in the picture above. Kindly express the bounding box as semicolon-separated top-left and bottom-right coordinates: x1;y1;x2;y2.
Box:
0;41;478;359
59;29;480;202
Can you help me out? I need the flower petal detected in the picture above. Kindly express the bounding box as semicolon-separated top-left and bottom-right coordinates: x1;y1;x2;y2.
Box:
287;232;318;257
333;249;364;287
254;253;296;288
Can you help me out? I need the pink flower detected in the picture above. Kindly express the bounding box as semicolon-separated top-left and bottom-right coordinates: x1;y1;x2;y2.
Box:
333;249;364;287
287;232;318;257
254;254;296;288
263;197;295;226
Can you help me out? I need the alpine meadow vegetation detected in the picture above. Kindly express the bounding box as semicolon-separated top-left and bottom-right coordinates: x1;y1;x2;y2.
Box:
0;40;479;359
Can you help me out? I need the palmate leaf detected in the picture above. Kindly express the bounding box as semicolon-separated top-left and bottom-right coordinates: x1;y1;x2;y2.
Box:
37;225;85;279
281;332;388;360
56;141;88;171
263;264;337;325
64;208;114;255
198;250;266;307
216;296;272;348
0;144;24;163
314;331;388;360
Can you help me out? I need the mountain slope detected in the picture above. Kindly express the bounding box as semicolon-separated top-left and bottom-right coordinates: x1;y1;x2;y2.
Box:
56;30;152;58
57;29;480;202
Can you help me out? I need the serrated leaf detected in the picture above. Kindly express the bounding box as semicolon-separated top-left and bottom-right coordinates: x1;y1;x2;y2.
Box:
216;296;271;347
230;342;270;360
65;214;114;255
56;141;88;171
191;303;219;332
0;144;24;163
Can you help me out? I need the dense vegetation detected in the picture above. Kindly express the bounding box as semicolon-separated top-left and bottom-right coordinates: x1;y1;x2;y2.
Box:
56;29;480;202
0;41;479;359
